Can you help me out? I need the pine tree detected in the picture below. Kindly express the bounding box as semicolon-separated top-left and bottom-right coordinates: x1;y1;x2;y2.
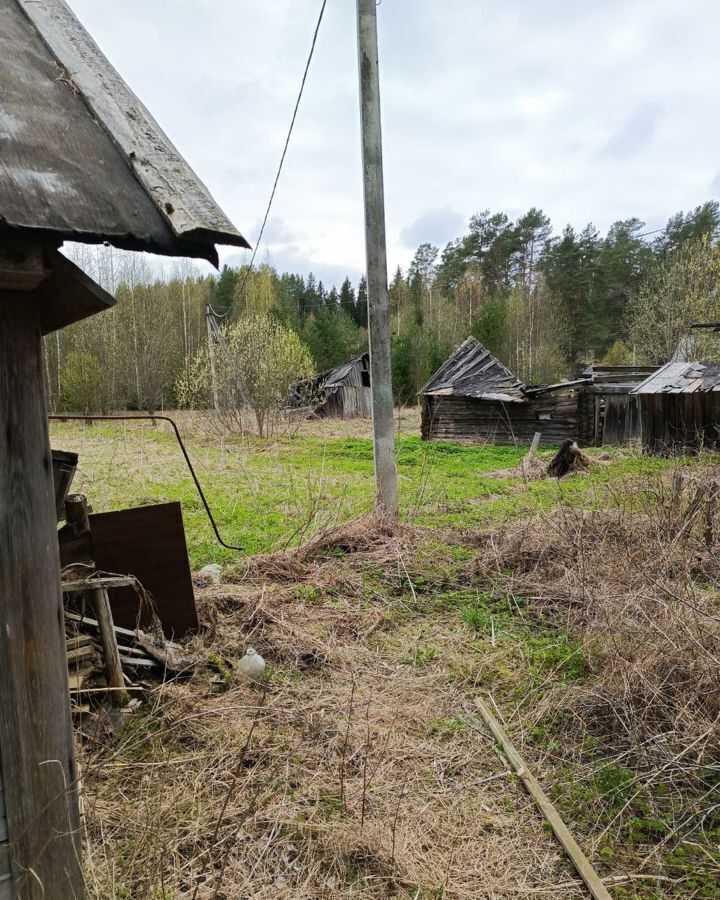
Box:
355;276;368;328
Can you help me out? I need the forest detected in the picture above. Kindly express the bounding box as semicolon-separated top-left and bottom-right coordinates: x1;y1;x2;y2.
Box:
47;199;720;415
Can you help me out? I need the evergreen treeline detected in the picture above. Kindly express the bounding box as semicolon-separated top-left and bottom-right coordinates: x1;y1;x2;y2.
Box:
47;201;720;413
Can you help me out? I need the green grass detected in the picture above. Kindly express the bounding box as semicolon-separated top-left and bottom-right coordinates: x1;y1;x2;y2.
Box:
50;419;692;568
54;416;720;897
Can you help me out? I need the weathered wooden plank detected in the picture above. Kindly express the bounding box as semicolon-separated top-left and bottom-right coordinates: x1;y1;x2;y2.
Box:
0;291;84;898
475;698;612;900
91;587;130;706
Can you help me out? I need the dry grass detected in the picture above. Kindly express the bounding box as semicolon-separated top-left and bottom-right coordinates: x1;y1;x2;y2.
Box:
77;464;720;898
80;517;589;899
472;467;720;884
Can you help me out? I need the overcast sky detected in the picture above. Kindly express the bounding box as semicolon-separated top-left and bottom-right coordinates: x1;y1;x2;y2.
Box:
67;0;720;286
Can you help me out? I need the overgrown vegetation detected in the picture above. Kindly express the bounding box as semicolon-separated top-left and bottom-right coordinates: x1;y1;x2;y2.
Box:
56;418;720;897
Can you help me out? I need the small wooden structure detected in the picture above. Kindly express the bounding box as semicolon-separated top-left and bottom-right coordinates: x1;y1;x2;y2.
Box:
419;338;580;446
576;364;659;446
420;338;657;447
291;353;372;418
632;361;720;452
0;2;247;896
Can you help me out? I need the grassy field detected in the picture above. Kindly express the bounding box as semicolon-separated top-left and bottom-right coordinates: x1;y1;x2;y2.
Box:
53;413;720;898
51;411;677;566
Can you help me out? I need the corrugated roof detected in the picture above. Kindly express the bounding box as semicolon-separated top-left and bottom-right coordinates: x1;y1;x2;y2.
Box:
631;361;720;394
0;0;249;264
419;337;526;403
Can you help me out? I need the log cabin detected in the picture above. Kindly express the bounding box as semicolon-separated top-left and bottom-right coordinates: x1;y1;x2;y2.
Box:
420;338;656;447
0;2;248;896
291;353;372;418
632;361;720;452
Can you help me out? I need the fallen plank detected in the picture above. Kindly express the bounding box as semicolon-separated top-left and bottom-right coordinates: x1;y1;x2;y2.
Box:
474;697;612;900
65;609;137;640
67;645;99;666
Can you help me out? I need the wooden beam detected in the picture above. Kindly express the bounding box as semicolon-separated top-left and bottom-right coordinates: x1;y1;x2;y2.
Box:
474;698;612;900
0;291;84;898
0;241;48;292
90;587;130;706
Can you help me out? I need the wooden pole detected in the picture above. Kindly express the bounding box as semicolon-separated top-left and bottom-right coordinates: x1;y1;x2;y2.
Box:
91;587;130;706
356;0;398;518
0;291;84;898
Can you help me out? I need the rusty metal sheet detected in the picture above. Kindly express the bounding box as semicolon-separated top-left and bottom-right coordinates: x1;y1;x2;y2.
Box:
89;502;198;638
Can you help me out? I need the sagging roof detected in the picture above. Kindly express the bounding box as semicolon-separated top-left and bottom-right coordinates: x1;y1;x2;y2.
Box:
419;337;526;403
323;354;369;388
0;0;249;265
632;361;720;395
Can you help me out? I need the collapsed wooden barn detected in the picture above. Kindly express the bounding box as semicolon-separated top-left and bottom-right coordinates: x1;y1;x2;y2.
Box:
420;338;656;447
576;363;659;445
0;1;248;895
631;361;720;452
291;353;372;418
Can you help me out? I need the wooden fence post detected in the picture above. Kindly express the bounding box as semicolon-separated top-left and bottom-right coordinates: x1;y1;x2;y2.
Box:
0;291;84;898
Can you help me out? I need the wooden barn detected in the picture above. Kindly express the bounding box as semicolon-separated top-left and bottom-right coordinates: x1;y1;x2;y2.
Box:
420;337;581;446
420;338;657;447
291;353;372;418
577;363;659;445
632;361;720;452
0;1;248;896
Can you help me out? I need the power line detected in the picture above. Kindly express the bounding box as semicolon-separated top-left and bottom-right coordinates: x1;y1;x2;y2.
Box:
214;0;328;321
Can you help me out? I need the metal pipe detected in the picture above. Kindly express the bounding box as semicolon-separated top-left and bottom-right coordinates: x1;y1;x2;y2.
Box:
48;414;243;551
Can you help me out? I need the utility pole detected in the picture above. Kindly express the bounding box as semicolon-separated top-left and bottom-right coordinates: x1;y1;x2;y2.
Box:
356;0;398;518
205;304;220;413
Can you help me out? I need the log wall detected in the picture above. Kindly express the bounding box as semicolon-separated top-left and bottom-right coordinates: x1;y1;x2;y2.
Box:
421;390;580;446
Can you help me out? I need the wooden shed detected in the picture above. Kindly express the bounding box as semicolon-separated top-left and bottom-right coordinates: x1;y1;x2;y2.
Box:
291;353;372;418
419;338;582;446
0;2;248;896
420;339;657;447
576;364;659;446
632;361;720;452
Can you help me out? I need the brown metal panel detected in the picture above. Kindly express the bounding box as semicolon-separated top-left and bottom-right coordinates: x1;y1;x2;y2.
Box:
89;502;198;638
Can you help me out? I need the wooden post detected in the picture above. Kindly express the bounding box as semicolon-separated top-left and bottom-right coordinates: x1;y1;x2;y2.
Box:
91;587;129;706
0;290;84;898
206;304;220;414
356;0;398;518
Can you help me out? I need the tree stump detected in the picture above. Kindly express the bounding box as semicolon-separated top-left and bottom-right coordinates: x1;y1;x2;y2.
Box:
547;440;591;478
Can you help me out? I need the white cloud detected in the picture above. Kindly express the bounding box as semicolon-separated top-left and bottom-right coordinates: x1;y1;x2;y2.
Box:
67;0;720;283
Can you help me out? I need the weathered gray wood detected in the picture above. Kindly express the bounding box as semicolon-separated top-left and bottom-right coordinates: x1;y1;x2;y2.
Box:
0;242;48;292
62;575;135;593
357;0;398;518
91;587;130;706
474;698;612;900
0;291;84;898
18;0;248;250
0;768;10;900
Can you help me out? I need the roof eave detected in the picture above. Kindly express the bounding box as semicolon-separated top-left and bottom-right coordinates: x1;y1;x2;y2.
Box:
18;0;249;259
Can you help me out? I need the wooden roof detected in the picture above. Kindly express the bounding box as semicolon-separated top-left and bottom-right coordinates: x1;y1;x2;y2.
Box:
419;337;526;403
324;354;369;388
632;361;720;395
0;0;249;265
